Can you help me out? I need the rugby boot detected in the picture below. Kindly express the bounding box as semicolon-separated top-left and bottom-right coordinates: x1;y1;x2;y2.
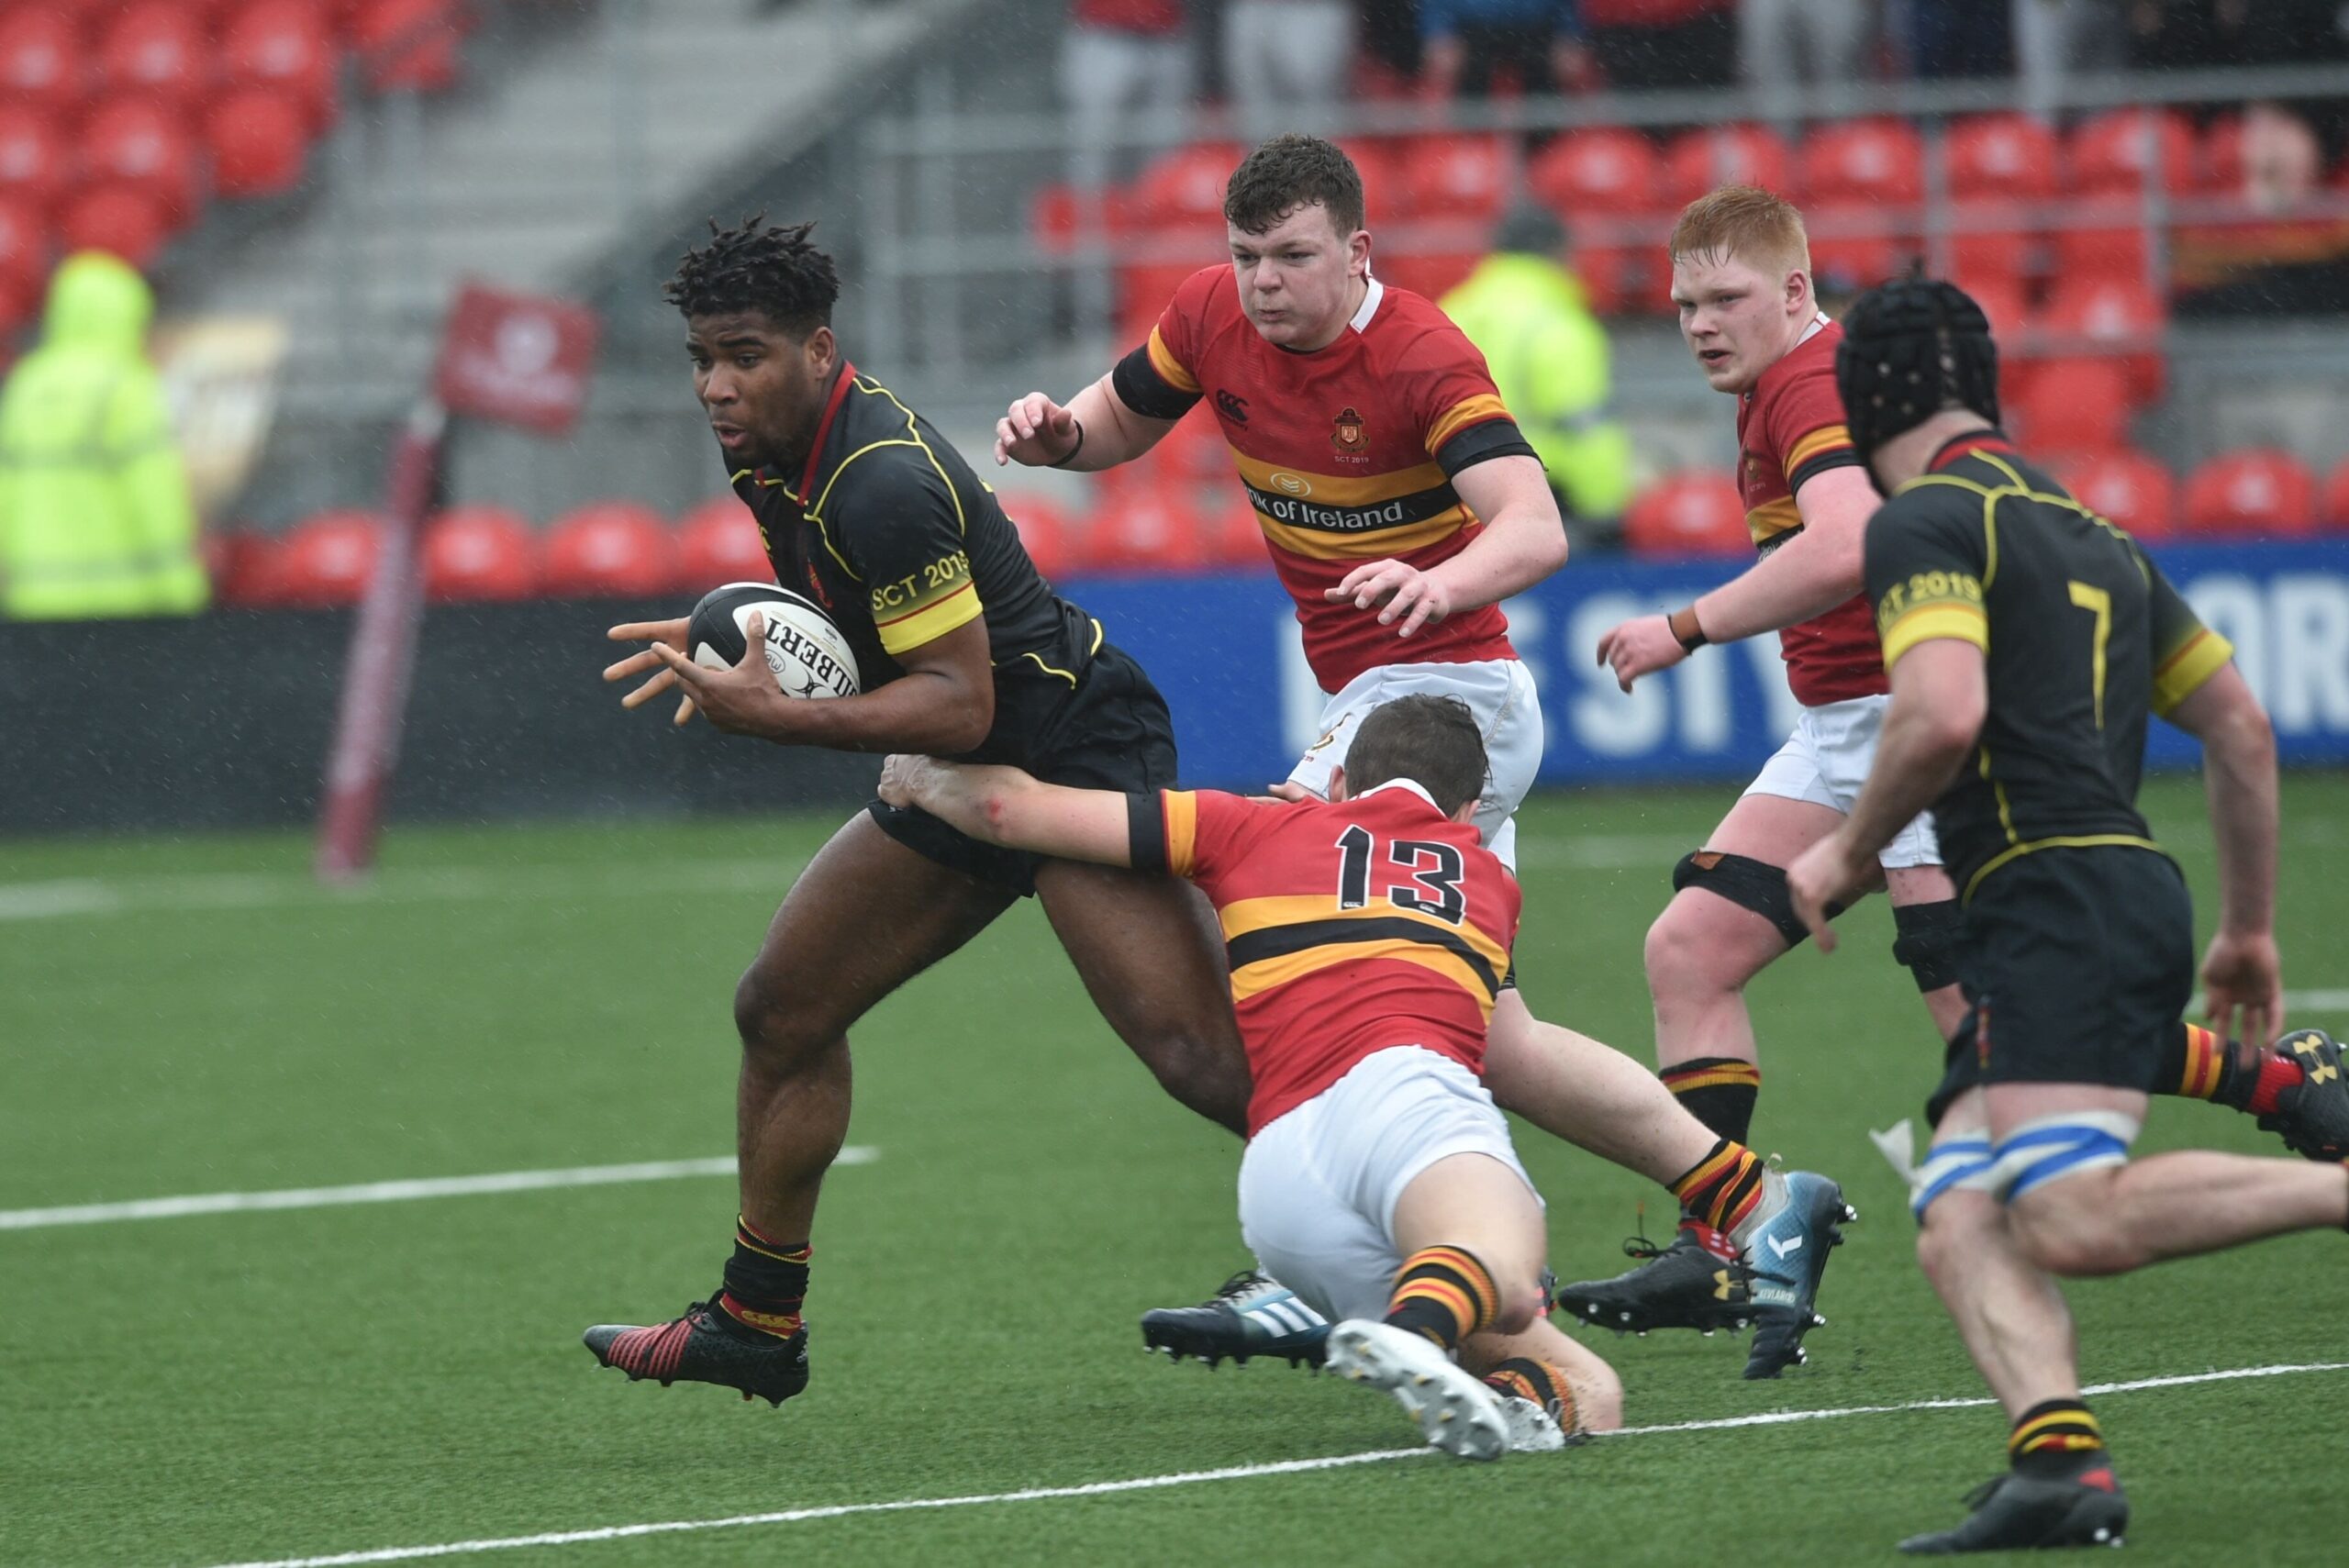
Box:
1494;1395;1571;1453
1553;1221;1759;1336
1898;1464;2128;1553
1325;1319;1508;1461
582;1298;810;1407
2261;1029;2349;1161
1141;1270;1330;1369
1735;1167;1855;1380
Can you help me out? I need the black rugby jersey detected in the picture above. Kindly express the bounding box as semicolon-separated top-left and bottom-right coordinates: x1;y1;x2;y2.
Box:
1864;433;2235;902
731;362;1103;760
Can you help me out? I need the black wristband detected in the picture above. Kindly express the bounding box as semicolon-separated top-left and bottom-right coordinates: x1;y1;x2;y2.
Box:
1668;605;1709;651
1047;418;1086;469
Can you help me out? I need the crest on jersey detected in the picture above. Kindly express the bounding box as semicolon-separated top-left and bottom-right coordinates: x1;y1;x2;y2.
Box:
1330;406;1368;454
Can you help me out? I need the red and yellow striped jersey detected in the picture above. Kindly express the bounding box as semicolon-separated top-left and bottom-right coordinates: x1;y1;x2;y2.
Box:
1114;266;1536;692
1736;318;1885;706
1130;781;1520;1136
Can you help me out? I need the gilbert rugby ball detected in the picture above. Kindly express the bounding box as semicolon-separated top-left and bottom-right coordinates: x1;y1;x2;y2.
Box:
687;582;861;699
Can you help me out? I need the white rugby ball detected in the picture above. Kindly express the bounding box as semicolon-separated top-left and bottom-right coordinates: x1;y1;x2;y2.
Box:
686;582;862;699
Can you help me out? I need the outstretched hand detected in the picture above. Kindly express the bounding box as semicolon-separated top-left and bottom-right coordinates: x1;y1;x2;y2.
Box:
1326;559;1453;639
604;616;697;727
1594;614;1687;694
641;612;796;740
994;392;1082;469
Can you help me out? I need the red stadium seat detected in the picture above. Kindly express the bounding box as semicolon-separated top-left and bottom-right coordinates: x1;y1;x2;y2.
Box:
256;509;384;606
1087;482;1204;573
1117;259;1208;344
0;268;36;335
421;504;535;602
1128;141;1242;231
2326;457;2349;530
2181;450;2318;538
203;526;273;608
353;0;466;94
83;97;201;222
1572;241;1639;315
1806;206;1910;290
1946;114;2059;201
1397;133;1508;222
2052;212;2152;286
57;182;173;269
1529;127;1664;217
2010;359;2132;457
1029;182;1129;256
1664;124;1790;208
994;491;1075;580
2065;108;2198;198
0;193;50;295
1624;473;1749;558
2199;114;2245;195
0;6;85;116
222;0;341;134
677;494;774;589
98;2;209;106
2055;450;2176;540
540;500;678;598
207;87;310;199
1333;137;1403;224
1379;248;1479;302
1799;118;1923;207
1947;203;2038;292
2035;278;2165;403
0;106;72;218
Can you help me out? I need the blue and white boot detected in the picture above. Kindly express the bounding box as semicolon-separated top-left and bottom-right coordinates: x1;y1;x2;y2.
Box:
1731;1167;1855;1380
1141;1270;1330;1369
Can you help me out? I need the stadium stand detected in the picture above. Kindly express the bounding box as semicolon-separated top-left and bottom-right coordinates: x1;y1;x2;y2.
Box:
2056;449;2177;539
2181;449;2321;538
1624;472;1749;559
420;503;537;602
540;501;679;599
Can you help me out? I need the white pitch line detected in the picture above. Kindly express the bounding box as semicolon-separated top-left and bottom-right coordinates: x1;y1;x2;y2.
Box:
194;1361;2349;1568
0;1150;875;1232
2282;989;2349;1012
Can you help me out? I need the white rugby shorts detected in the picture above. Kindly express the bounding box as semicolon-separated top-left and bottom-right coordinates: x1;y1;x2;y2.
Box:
1237;1045;1541;1326
1742;693;1942;870
1286;658;1541;872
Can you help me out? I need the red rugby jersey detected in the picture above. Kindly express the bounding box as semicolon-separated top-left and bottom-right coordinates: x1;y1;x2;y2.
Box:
1130;781;1521;1137
1114;266;1536;692
1737;318;1886;706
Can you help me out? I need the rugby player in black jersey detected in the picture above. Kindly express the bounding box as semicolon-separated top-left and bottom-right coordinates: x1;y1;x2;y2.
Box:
581;219;1252;1407
1784;278;2349;1553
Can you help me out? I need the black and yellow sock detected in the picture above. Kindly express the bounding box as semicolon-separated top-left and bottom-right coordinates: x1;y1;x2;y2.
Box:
1661;1057;1762;1145
2160;1023;2304;1113
1485;1356;1580;1433
1384;1245;1499;1352
1670;1137;1767;1237
718;1216;810;1340
2008;1398;2105;1478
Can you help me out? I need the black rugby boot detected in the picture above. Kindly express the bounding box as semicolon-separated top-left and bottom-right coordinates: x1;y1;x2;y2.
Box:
583;1298;810;1407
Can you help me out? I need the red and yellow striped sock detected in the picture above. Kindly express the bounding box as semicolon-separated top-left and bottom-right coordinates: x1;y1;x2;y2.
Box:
1661;1057;1762;1145
1484;1356;1580;1435
718;1216;810;1340
2165;1023;2304;1112
1384;1246;1499;1352
1670;1137;1767;1237
2009;1398;2105;1477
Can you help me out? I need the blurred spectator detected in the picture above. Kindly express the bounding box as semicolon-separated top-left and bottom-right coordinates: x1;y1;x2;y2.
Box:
1891;0;2011;78
2174;103;2349;317
1742;0;1869;125
1439;206;1633;541
1581;0;1738;92
2013;0;2127;122
1226;0;1353;138
1357;0;1424;78
1419;1;1593;99
1063;1;1197;190
0;253;206;620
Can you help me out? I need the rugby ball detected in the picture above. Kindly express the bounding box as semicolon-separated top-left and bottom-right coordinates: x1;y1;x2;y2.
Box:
687;582;862;700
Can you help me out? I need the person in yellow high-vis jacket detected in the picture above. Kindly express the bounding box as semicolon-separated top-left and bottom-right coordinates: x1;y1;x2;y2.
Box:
0;252;206;619
1441;206;1632;539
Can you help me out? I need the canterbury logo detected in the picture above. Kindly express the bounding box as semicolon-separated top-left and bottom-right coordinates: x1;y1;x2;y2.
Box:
1215;390;1250;425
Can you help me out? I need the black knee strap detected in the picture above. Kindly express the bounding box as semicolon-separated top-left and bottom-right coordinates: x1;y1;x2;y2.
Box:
1672;850;1839;948
1891;898;1965;994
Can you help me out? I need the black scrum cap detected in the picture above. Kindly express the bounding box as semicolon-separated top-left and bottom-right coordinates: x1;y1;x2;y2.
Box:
1834;276;2000;482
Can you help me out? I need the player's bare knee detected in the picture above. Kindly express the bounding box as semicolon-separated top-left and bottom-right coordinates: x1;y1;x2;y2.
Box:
1643;901;1751;1000
731;965;829;1073
1914;1187;1998;1289
1490;1272;1544;1337
1574;1361;1626;1434
2010;1180;2136;1277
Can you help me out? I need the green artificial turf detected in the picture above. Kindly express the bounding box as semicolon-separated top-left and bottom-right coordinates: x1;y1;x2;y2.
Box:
3;775;2344;1566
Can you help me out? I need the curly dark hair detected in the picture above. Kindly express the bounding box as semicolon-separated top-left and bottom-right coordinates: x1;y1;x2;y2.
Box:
1223;135;1365;237
665;215;839;337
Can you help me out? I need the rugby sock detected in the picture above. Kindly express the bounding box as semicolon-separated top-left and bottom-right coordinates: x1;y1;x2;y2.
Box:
718;1216;810;1340
1662;1057;1762;1145
1485;1356;1579;1434
1669;1138;1767;1237
2008;1398;2106;1478
1384;1246;1499;1352
2163;1023;2304;1113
